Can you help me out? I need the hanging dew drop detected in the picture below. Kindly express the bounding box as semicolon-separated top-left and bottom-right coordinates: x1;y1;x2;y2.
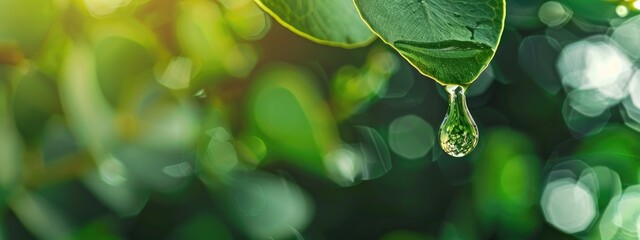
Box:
439;84;479;157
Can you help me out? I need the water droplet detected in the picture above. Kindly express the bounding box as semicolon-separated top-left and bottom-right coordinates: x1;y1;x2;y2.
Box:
438;85;479;157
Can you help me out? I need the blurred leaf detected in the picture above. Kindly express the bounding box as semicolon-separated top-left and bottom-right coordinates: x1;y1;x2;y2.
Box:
12;71;60;143
9;189;72;240
94;36;154;107
575;125;640;183
87;18;162;56
60;44;157;215
439;222;469;240
220;43;258;78
111;143;196;193
248;63;339;174
34;27;70;78
577;125;640;157
71;218;122;240
170;214;232;240
354;0;506;86
176;0;226;73
381;230;434;240
105;86;199;193
128;87;200;149
332;48;398;119
236;135;268;167
196;107;236;181
177;0;249;82
199;127;240;175
0;0;56;56
0;83;22;205
60;43;116;157
474;128;540;234
83;164;149;217
354;126;392;180
253;0;374;48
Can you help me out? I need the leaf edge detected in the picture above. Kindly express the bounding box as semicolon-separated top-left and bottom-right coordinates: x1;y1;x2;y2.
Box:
253;0;377;49
352;0;507;86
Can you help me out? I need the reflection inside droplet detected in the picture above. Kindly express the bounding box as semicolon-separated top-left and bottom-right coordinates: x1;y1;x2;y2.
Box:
438;85;479;157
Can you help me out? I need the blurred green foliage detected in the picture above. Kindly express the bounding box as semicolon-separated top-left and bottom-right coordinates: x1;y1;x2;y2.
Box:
1;0;640;239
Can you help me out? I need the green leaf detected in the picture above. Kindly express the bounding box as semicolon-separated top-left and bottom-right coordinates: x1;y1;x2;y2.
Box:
248;63;340;173
253;0;375;48
354;0;506;86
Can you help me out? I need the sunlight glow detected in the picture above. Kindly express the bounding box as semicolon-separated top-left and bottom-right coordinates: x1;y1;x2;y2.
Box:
629;72;640;109
324;147;361;185
98;155;127;186
601;185;640;239
158;57;192;90
622;73;640;132
558;36;634;117
233;174;312;239
538;1;572;27
388;115;435;159
541;178;597;233
612;15;640;59
616;5;629;17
